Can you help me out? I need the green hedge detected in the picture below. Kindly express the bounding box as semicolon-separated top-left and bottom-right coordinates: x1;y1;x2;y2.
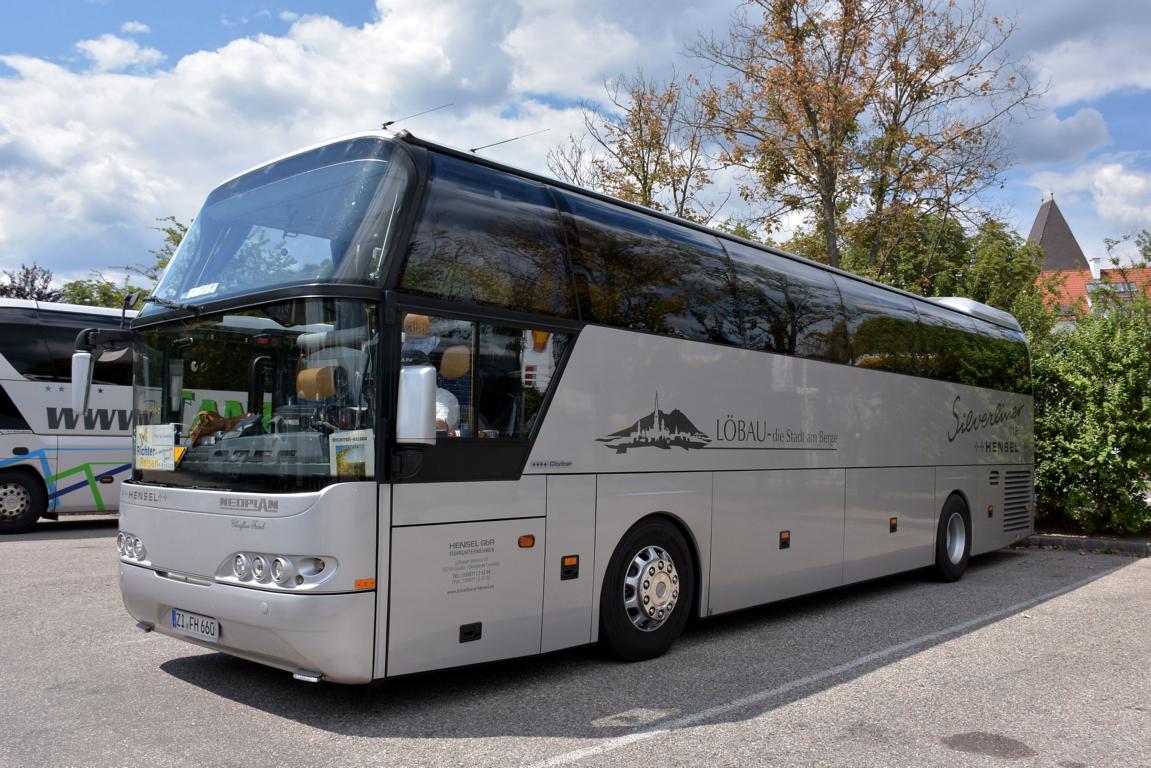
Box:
1031;295;1151;534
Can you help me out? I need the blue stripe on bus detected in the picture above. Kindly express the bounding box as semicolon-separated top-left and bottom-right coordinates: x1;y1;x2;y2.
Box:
47;463;132;500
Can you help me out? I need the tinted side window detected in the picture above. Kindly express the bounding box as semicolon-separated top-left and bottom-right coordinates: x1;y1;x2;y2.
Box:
723;242;849;362
0;307;48;378
999;328;1032;394
400;154;575;317
967;324;1031;394
557;191;734;342
39;313;133;386
916;302;978;385
835;277;921;375
401;313;570;440
0;383;30;430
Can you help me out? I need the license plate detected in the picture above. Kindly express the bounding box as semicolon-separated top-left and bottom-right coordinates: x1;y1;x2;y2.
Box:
171;608;219;642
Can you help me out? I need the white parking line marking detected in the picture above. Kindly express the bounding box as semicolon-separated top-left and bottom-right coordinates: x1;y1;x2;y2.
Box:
525;573;1107;768
591;708;677;728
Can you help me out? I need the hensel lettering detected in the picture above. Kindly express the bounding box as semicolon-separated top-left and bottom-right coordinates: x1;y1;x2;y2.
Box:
948;397;1024;443
449;539;494;551
219;498;279;512
126;488;167;504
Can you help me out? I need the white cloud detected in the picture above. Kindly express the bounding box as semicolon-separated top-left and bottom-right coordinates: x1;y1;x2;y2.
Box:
1028;158;1151;234
1091;164;1151;231
280;10;300;22
504;11;640;99
1035;34;1151;107
1006;107;1110;166
120;21;151;35
75;34;165;72
0;0;613;273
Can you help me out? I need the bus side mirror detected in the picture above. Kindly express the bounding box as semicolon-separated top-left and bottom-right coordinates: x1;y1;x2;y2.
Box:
71;352;94;413
396;365;436;446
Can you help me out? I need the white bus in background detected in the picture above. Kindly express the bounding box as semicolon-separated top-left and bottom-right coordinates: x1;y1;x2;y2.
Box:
75;132;1034;683
0;299;135;534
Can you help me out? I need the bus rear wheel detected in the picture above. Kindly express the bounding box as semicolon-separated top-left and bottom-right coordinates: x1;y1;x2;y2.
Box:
0;473;45;535
932;495;971;582
600;519;694;662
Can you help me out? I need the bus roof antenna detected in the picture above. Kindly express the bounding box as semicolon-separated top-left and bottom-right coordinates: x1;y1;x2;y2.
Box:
470;128;550;154
382;103;453;130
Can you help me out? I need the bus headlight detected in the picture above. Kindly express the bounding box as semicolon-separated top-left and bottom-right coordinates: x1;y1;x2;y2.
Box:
233;553;251;580
215;553;337;590
270;557;295;584
119;532;146;562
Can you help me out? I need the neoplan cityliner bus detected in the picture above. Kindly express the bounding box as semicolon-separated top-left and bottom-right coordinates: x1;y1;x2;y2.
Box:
0;300;135;534
73;131;1034;683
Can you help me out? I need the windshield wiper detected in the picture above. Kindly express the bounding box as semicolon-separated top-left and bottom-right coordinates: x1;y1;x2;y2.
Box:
144;295;201;314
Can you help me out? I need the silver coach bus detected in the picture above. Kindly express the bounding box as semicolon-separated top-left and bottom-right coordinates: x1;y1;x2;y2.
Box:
74;131;1033;683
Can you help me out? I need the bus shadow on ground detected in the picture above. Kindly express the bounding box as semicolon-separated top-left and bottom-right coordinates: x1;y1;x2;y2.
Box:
160;549;1133;740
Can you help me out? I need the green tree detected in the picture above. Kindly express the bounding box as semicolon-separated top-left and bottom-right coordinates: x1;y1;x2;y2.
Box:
695;0;1034;267
59;271;140;308
1031;291;1151;534
128;215;187;284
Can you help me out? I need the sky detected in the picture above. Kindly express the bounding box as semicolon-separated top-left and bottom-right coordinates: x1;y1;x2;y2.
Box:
1;0;1150;285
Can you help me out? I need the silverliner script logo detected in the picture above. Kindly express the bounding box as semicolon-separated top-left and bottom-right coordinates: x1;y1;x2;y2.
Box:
219;497;279;512
947;396;1025;443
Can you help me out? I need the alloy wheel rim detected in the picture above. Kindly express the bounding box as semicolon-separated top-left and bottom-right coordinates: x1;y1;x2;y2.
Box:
623;545;680;631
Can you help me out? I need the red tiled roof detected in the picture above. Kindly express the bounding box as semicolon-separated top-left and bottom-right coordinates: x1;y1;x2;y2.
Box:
1039;266;1151;315
1040;269;1092;315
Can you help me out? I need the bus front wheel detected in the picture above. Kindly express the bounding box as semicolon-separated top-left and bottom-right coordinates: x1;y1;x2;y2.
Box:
0;472;46;535
599;518;694;662
932;495;971;582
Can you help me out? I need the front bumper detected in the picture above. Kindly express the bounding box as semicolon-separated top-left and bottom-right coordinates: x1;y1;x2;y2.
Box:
120;562;376;683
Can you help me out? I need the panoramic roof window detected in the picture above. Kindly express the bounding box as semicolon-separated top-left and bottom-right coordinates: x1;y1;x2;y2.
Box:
147;139;412;315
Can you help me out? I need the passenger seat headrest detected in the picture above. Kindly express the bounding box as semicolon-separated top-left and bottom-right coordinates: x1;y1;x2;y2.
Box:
403;313;431;338
297;366;343;400
440;345;471;380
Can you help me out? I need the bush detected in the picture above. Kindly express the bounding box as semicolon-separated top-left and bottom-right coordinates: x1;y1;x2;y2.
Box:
1032;294;1151;534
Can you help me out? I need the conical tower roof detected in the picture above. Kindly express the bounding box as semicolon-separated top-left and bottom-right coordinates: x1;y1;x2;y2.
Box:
1028;198;1089;272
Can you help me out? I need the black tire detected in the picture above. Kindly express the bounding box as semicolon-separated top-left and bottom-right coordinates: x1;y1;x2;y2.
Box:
600;518;695;662
932;495;971;582
0;472;46;535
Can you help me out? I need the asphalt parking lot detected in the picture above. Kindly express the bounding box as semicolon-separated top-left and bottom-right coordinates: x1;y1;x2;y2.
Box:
1;518;1148;768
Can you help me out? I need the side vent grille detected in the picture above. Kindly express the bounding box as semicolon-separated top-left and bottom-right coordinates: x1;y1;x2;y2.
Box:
1003;470;1033;533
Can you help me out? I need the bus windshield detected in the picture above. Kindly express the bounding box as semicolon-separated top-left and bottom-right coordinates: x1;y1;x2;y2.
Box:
145;138;412;314
132;298;378;492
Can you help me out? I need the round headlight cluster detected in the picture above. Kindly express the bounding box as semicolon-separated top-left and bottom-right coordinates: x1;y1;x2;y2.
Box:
223;552;328;589
117;532;146;562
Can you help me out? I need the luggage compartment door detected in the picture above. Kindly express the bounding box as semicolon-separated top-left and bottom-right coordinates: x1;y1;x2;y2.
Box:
387;518;545;676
